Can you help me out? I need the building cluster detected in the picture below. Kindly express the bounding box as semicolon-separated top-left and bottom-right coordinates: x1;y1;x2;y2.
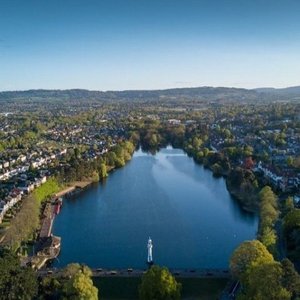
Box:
208;112;300;197
0;174;47;223
0;149;67;181
0;142;70;223
256;162;300;192
45;124;123;147
0;124;122;224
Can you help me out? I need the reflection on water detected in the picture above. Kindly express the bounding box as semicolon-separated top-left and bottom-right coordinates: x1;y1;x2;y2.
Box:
53;148;258;268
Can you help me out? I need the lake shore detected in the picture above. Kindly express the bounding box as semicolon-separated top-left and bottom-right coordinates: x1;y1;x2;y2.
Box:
54;180;94;198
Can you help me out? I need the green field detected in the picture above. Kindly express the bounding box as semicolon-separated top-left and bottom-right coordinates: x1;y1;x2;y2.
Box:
93;277;228;300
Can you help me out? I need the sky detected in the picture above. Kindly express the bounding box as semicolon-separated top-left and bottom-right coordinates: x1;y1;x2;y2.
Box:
0;0;300;91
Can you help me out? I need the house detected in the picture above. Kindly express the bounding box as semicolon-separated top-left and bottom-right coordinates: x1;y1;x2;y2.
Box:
0;189;23;223
18;181;35;193
60;149;67;155
31;161;39;169
3;161;9;168
257;162;283;190
34;176;47;188
18;154;27;162
294;195;300;206
168;119;181;125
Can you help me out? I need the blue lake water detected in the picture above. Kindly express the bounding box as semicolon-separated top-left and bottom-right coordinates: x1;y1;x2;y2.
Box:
53;147;258;269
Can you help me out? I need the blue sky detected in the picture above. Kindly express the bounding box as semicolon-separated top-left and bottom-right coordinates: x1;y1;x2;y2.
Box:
0;0;300;91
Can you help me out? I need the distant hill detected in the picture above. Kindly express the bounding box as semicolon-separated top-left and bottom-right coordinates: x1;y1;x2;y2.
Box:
254;86;300;97
0;85;299;103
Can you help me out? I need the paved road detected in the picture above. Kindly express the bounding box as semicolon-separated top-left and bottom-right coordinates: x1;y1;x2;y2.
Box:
38;268;231;278
275;218;286;260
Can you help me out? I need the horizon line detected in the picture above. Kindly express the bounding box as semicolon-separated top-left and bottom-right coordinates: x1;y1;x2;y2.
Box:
0;84;300;93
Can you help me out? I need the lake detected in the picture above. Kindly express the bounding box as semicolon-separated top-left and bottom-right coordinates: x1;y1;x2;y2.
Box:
53;147;258;269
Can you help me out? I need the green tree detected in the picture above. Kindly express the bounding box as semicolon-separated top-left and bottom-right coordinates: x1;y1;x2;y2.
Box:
129;131;140;145
223;129;232;139
283;209;300;260
239;262;291;300
258;186;278;254
0;249;38;299
61;264;98;300
230;240;274;281
149;134;158;148
123;140;135;155
39;276;61;299
3;195;40;249
106;151;117;167
99;163;108;178
281;258;300;298
139;265;181;300
60;263;88;278
192;137;202;149
63;272;98;300
91;171;100;183
283;209;300;233
114;156;125;168
243;145;253;157
259;227;277;254
287;156;294;167
211;163;222;176
283;197;295;215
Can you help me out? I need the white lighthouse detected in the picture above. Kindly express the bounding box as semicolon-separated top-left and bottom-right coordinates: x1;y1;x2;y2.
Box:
147;237;153;264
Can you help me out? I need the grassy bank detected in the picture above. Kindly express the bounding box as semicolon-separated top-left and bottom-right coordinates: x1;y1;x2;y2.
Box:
33;177;61;204
93;277;228;300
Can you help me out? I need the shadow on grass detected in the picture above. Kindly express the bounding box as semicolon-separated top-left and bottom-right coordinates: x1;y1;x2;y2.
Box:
93;277;228;300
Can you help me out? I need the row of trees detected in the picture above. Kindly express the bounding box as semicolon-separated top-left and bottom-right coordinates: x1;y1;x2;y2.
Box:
226;167;259;211
40;263;98;299
230;240;300;299
131;119;258;180
258;186;279;255
2;177;61;250
56;141;135;184
130;120;188;152
283;208;300;261
3;195;40;250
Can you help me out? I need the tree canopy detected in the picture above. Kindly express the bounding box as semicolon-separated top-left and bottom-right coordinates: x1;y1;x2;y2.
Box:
239;262;291;300
0;248;38;299
281;258;300;298
258;186;278;255
40;263;99;300
139;265;181;300
63;271;98;300
230;240;274;281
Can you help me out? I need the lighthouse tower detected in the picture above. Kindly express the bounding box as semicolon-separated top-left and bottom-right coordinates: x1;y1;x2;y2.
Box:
147;237;153;265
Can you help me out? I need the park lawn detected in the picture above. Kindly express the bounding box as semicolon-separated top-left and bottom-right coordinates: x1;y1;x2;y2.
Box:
93;277;228;300
179;278;228;299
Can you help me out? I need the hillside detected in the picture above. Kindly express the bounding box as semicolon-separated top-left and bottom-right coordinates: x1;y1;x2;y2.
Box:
0;85;299;103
